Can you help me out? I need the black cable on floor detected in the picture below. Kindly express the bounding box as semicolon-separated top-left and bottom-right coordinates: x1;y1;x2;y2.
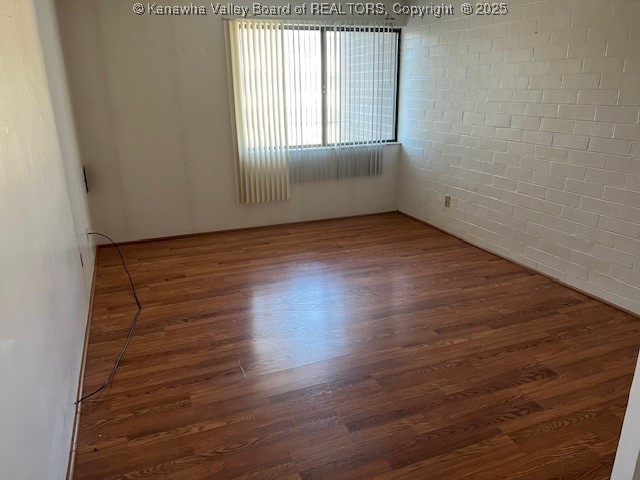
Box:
75;232;142;404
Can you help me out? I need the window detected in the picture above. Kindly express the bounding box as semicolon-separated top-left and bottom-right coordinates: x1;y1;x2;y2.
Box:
283;26;400;147
325;29;400;144
227;20;399;203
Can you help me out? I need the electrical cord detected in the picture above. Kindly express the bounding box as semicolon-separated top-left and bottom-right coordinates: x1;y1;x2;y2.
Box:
75;232;142;404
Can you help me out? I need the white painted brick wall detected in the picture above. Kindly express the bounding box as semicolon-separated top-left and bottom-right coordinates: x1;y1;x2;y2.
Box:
398;0;640;315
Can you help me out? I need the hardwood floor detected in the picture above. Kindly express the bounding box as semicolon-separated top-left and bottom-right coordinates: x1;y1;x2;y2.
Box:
74;212;640;479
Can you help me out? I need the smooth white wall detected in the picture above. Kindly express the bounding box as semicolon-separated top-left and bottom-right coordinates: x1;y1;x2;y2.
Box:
55;0;403;242
0;0;94;477
612;350;640;480
35;0;95;289
398;0;640;315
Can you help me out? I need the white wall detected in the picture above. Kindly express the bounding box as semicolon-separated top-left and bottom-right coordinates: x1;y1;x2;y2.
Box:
0;0;94;478
612;350;640;480
35;0;95;289
398;0;640;315
55;0;403;243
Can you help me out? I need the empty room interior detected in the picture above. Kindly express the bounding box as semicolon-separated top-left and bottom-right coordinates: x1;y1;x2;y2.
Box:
4;0;640;478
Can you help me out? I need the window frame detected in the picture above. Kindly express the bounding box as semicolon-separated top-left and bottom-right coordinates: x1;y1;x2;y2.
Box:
282;25;401;148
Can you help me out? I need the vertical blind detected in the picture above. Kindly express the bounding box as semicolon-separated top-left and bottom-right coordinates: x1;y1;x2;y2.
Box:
227;19;398;204
227;20;290;204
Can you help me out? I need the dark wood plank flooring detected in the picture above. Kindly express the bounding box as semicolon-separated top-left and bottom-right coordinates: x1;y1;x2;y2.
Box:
74;212;640;479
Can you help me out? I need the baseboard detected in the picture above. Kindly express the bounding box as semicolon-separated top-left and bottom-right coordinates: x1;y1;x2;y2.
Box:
101;211;399;247
398;211;640;320
66;246;99;480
